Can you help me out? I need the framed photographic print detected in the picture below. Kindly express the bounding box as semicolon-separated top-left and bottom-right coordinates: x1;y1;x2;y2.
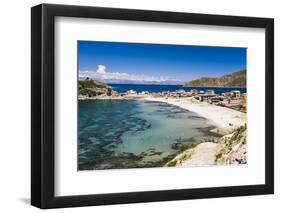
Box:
31;3;274;209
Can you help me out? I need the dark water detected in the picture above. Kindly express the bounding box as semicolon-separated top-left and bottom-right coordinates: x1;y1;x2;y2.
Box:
109;84;246;94
78;100;218;170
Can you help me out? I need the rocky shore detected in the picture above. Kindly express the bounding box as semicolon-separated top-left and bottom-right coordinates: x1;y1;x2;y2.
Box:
78;78;113;99
165;125;247;167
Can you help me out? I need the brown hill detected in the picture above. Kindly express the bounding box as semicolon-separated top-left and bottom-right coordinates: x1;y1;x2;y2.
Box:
185;70;246;88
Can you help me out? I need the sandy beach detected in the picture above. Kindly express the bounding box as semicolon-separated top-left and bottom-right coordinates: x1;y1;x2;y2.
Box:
80;95;247;131
143;96;246;131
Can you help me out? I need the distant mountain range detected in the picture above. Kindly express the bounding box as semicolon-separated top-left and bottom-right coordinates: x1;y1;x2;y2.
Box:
78;67;183;85
98;79;183;85
185;70;246;88
78;77;182;85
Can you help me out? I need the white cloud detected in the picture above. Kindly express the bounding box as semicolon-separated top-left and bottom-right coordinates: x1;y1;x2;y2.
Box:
96;64;106;75
79;65;181;84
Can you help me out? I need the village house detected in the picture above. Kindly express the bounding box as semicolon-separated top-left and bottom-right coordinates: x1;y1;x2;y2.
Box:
206;89;215;95
126;89;137;95
140;91;149;95
231;90;241;98
196;93;219;102
209;95;224;104
190;89;198;95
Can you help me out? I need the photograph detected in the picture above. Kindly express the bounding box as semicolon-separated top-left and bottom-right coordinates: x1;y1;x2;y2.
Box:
78;41;247;171
29;3;274;209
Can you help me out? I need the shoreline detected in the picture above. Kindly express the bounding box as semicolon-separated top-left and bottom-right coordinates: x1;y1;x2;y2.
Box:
142;96;247;167
79;95;247;167
143;96;246;131
79;95;246;132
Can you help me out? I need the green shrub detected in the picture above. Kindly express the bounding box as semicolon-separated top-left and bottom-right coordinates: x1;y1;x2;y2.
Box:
166;160;177;167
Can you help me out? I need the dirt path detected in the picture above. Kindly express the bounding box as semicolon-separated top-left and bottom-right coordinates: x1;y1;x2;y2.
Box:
180;142;218;166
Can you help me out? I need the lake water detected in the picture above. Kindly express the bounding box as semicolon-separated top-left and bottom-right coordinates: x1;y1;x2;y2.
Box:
109;84;246;94
78;100;218;170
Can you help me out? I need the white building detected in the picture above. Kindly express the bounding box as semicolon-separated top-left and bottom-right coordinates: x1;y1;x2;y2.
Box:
231;90;241;98
127;89;137;95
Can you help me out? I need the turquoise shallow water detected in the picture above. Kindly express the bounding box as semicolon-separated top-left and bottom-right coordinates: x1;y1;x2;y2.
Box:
78;100;217;170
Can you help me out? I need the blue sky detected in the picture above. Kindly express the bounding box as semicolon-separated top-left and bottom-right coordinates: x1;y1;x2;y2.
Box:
78;41;246;84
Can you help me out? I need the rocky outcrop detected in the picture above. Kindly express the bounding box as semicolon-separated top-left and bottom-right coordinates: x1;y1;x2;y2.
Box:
165;125;247;167
78;78;112;99
225;143;247;164
214;125;247;165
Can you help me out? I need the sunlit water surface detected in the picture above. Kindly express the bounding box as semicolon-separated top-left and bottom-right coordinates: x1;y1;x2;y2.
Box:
78;100;217;170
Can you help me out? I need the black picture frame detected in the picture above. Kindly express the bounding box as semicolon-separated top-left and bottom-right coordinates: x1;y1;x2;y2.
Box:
31;3;274;209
